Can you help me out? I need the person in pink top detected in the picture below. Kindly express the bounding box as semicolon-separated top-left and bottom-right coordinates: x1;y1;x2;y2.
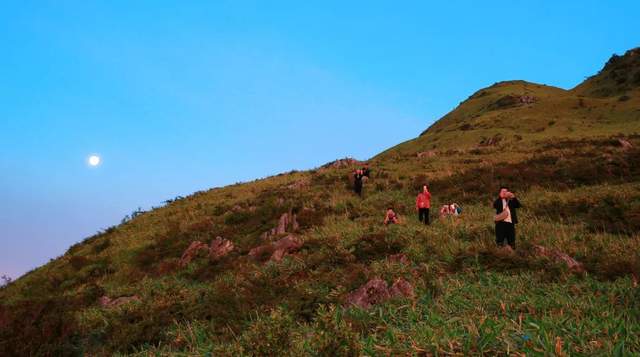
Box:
415;185;432;225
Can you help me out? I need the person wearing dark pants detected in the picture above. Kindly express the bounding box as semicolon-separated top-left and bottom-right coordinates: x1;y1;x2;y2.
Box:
418;207;430;225
416;185;432;225
353;169;364;197
495;221;515;247
493;186;521;249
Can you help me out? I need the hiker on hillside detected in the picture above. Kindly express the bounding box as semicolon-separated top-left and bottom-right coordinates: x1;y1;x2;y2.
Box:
384;207;400;225
493;187;521;249
415;185;431;225
361;163;371;181
440;203;461;218
353;169;364;197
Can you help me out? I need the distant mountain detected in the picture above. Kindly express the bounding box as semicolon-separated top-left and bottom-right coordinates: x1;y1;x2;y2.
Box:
2;48;639;356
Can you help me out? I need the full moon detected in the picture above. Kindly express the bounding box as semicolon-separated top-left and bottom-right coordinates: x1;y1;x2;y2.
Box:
88;155;101;167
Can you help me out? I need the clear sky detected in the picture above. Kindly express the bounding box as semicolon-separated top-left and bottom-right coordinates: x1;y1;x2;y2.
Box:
1;1;638;279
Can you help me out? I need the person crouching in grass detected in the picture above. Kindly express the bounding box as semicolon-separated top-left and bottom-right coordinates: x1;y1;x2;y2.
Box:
384;207;400;225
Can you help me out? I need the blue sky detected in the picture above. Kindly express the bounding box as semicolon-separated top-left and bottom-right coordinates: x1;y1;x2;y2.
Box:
1;1;638;278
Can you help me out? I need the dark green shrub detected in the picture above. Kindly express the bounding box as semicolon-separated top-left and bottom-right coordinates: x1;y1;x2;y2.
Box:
0;297;82;357
224;210;252;225
411;174;429;192
353;232;402;263
296;207;329;229
70;255;91;270
238;308;296;356
92;238;111;254
305;306;360;356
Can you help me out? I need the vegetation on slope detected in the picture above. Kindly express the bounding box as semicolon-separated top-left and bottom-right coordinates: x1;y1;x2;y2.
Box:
1;48;639;356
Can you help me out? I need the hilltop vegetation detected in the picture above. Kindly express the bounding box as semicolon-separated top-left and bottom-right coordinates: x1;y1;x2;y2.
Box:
1;48;639;356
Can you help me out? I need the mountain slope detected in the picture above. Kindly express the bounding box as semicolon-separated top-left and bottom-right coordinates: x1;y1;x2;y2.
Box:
573;47;640;97
1;48;640;356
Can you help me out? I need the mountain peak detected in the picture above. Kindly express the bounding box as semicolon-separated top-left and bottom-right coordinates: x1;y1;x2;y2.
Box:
572;47;640;97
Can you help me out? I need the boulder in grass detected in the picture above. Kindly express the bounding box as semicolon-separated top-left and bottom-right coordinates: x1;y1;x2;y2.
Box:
390;278;415;300
179;241;209;267
209;237;234;262
99;295;140;308
345;278;391;309
275;213;289;235
261;211;299;240
248;244;272;260
416;150;437;158
287;178;310;190
345;277;415;309
533;245;585;273
618;138;633;150
250;234;303;262
270;235;303;262
388;253;410;265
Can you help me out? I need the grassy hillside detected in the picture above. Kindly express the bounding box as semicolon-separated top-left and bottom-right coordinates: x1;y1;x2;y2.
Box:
1;48;639;356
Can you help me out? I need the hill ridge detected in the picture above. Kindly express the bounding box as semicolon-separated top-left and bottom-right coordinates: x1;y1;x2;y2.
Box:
1;47;640;356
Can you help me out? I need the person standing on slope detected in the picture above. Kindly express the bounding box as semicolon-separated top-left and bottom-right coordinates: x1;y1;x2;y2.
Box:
416;185;432;225
493;186;521;249
353;169;364;197
361;163;371;182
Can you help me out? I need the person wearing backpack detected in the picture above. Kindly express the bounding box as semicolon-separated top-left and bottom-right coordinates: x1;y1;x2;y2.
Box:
493;186;521;248
415;185;431;225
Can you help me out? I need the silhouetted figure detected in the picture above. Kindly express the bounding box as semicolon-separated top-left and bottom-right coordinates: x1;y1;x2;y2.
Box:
362;163;371;179
353;169;364;197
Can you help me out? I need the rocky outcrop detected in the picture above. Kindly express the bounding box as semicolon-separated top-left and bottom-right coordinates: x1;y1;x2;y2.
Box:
179;241;209;267
388;253;410;265
519;95;536;104
416;150;437;158
533;245;585;273
479;134;503;146
389;278;415;299
270;235;303;262
345;278;389;309
321;157;362;169
287;177;310;190
180;237;234;266
345;277;415;309
261;211;299;240
210;237;235;262
618;138;633;150
99;295;141;308
249;234;303;262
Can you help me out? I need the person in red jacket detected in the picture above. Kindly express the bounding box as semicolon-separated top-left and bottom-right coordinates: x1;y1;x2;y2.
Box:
416;185;431;225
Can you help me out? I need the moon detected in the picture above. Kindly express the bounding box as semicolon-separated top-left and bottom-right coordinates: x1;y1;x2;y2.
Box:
88;155;101;167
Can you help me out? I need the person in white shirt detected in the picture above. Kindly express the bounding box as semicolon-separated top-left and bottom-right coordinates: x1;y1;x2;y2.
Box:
493;186;521;248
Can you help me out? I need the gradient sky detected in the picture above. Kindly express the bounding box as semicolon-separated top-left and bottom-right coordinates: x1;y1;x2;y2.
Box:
1;1;638;279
